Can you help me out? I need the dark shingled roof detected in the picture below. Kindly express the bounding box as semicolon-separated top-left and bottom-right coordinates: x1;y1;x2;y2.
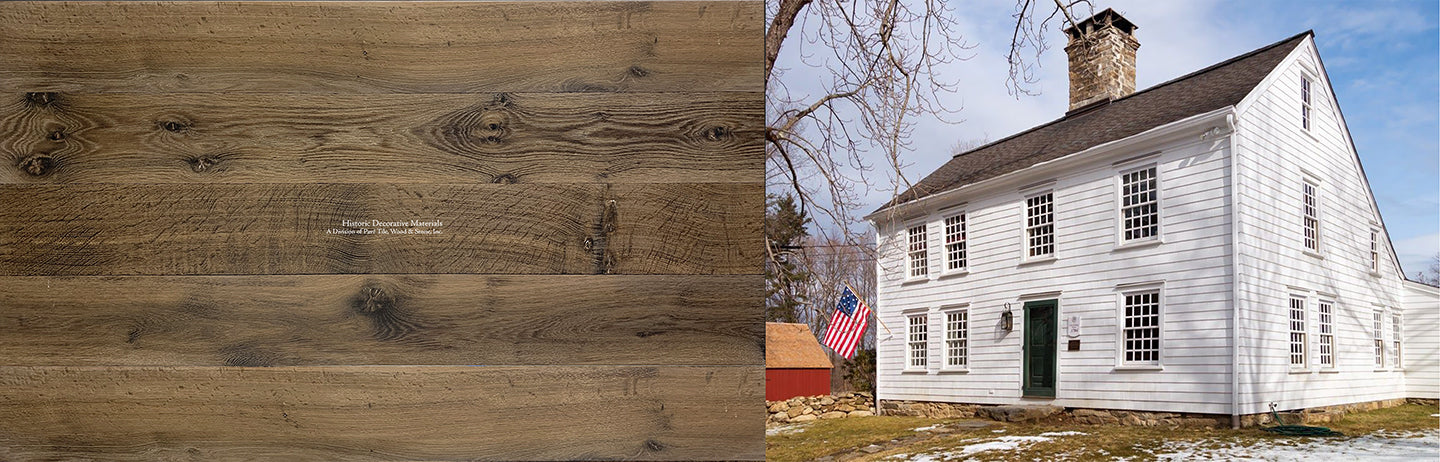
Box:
879;30;1311;212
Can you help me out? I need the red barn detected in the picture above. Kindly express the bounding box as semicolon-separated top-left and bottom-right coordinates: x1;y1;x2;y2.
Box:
765;322;833;401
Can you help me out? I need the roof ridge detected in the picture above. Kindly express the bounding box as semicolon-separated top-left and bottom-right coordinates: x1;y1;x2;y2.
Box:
950;30;1312;160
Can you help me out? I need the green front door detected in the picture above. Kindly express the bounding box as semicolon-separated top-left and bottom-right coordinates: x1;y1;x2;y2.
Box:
1022;300;1058;398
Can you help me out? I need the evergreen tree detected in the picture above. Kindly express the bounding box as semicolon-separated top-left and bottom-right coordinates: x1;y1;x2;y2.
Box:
765;194;811;323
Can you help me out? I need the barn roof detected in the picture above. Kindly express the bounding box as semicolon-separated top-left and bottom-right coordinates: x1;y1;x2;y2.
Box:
877;30;1310;212
765;322;833;369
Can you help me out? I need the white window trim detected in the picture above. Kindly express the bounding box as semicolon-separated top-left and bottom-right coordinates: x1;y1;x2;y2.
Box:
1391;312;1403;370
1288;294;1309;372
1300;73;1313;132
940;305;970;372
1372;307;1387;371
940;212;969;276
1113;281;1164;371
1369;227;1383;276
903;219;931;282
904;310;930;373
1301;177;1323;258
1114;163;1164;249
1020;189;1057;264
1316;299;1336;370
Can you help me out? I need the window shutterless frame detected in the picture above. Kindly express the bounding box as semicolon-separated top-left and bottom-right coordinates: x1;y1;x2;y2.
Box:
1113;281;1164;370
1020;190;1056;263
1301;177;1321;256
1288;295;1308;370
904;310;929;372
1114;163;1162;248
941;212;968;275
903;219;930;281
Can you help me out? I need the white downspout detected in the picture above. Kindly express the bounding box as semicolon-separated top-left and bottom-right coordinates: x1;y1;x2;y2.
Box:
1226;112;1243;429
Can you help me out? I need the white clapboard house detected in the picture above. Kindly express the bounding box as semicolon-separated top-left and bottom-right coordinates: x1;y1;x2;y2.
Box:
867;9;1439;427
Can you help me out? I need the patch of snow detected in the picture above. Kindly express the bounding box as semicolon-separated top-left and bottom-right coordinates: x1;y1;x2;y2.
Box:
1152;429;1440;461
912;424;943;432
1038;431;1087;437
991;429;1005;433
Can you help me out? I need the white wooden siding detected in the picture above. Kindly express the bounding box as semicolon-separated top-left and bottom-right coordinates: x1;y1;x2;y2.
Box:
874;128;1235;414
1402;281;1439;399
1231;37;1411;414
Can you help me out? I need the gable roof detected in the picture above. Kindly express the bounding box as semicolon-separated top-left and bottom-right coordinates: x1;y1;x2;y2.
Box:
878;30;1311;212
765;322;833;369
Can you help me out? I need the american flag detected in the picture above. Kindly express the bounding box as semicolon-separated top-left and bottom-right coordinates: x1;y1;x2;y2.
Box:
822;285;871;359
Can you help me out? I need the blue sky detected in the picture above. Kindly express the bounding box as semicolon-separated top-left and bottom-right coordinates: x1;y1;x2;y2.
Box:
773;0;1439;275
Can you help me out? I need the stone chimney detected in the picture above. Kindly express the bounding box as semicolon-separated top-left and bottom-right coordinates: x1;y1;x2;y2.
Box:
1063;8;1139;111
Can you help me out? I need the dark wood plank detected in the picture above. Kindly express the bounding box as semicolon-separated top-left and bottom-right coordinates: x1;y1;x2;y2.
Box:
0;1;763;93
0;274;762;366
0;365;765;461
0;183;762;275
0;92;761;184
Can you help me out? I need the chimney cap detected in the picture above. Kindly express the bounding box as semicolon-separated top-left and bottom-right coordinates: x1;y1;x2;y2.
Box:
1063;8;1137;40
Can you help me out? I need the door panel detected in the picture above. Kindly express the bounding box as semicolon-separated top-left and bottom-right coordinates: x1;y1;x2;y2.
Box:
1022;300;1058;398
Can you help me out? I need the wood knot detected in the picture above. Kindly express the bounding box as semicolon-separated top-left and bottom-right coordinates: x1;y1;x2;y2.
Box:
351;282;423;342
491;173;518;184
158;120;191;133
24;92;57;108
628;65;650;78
635;330;662;338
355;285;393;315
18;153;54;176
703;125;731;142
643;439;666;452
187;156;221;173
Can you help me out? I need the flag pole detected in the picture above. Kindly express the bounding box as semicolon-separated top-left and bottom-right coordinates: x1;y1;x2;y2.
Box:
846;282;891;335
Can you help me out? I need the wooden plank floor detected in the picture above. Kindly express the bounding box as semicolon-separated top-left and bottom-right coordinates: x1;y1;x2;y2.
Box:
0;1;763;460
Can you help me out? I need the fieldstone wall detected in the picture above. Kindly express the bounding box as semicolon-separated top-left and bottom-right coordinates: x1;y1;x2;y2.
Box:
767;392;875;424
1239;398;1409;427
879;400;1223;428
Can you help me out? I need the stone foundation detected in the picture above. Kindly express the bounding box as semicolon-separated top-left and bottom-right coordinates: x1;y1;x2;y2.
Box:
878;397;1418;428
767;392;875;424
1238;398;1409;427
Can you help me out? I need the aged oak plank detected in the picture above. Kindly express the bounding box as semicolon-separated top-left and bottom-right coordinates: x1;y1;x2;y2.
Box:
0;182;763;275
0;365;765;461
0;92;762;184
0;274;762;366
0;1;762;94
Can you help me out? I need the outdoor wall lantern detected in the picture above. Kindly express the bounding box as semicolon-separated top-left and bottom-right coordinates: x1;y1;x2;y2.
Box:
1001;303;1014;331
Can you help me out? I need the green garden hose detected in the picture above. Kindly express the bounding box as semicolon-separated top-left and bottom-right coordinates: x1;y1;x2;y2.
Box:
1260;405;1343;437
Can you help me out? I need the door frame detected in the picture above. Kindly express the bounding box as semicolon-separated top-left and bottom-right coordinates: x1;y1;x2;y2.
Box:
1021;299;1058;398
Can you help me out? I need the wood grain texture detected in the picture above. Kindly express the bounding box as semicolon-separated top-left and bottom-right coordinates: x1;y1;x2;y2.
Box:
0;182;762;275
0;274;762;366
0;365;765;461
0;92;762;184
0;1;762;93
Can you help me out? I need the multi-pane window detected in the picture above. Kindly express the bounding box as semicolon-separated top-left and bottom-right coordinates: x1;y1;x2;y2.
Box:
907;314;928;369
944;310;968;368
907;224;928;278
1371;229;1380;272
1120;167;1159;242
1392;314;1402;369
1302;181;1320;252
1301;75;1312;131
943;214;967;271
1318;301;1334;368
1289;297;1307;367
1373;310;1385;368
1025;192;1055;258
1122;291;1161;364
